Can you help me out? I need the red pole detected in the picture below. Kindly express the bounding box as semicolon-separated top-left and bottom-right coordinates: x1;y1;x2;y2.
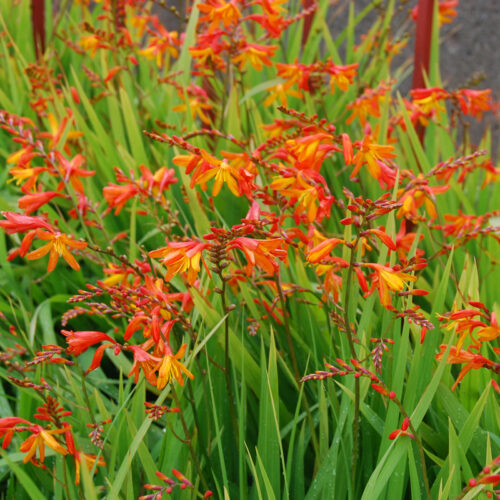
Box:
31;0;46;58
412;0;435;142
301;0;315;47
412;0;435;90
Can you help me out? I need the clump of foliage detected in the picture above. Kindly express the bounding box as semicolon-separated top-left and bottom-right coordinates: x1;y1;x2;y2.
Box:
0;0;498;498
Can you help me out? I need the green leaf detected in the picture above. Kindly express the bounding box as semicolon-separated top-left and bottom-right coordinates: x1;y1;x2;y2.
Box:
256;334;281;498
0;450;45;499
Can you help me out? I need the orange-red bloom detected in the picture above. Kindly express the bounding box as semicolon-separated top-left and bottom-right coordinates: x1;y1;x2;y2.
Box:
149;240;210;284
0;212;53;234
72;450;106;485
18;191;64;215
228;237;288;276
156;343;194;389
127;345;158;386
62;330;117;356
0;417;31;449
306;238;345;263
364;263;417;310
436;345;497;391
55;153;95;194
388;417;414;440
197;0;242;32
26;230;87;272
351;135;396;188
232;43;277;71
19;425;68;464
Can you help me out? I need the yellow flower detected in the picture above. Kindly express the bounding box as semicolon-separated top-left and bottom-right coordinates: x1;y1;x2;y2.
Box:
156;344;194;389
19;425;67;464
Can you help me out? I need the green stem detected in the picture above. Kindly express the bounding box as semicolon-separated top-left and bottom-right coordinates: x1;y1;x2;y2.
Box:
78;366;95;425
344;235;361;489
61;455;73;500
274;273;321;458
392;397;431;499
171;386;209;491
220;279;240;447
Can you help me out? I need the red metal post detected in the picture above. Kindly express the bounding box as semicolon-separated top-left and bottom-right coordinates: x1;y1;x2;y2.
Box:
412;0;435;90
31;0;46;58
301;0;316;47
412;0;435;142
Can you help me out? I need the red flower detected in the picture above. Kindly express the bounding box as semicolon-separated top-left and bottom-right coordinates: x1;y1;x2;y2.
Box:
0;417;32;449
55;153;95;194
228;237;288;276
149;240;210;285
436;345;496;391
103;183;139;215
388;417;415;440
18;191;64;215
62;330;117;356
0;212;53;234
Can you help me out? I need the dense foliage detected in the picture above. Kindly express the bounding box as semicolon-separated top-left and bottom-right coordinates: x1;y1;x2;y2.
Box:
0;0;498;498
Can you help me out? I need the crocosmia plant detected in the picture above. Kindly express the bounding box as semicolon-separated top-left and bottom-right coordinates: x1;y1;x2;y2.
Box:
0;0;498;498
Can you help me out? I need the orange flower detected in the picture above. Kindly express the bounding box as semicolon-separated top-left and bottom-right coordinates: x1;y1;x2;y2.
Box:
18;191;64;215
346;82;391;126
127;345;158;386
232;43;277;71
149;240;210;284
26;230;87;272
41;113;83;153
397;179;449;220
456;89;493;120
72;451;106;485
19;425;68;464
62;330;117;356
364;263;417;310
436;345;496;391
228;237;288;275
192;151;241;196
271;172;331;222
197;0;242;32
284;133;339;171
55;153;95;194
394;220;424;263
0;212;53;234
8;166;47;193
156;344;194;389
388;417;414;440
410;87;449;118
327;63;358;92
172;93;214;125
438;305;500;351
441;212;484;238
0;417;31;449
314;264;343;303
264;82;302;107
138;29;180;67
411;1;458;26
103;183;139;215
79;35;100;56
351;135;396;185
306;238;345;263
